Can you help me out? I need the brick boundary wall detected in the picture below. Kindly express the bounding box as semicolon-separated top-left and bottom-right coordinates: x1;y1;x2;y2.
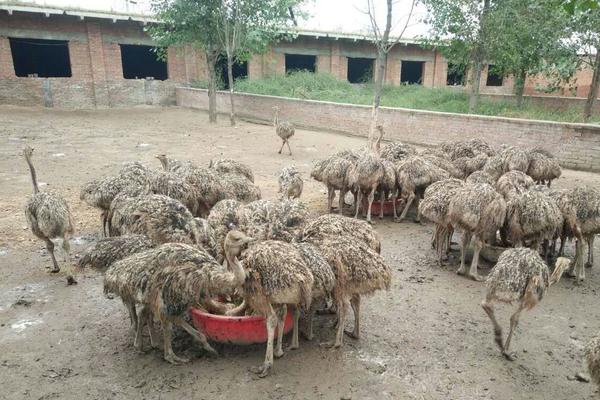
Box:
176;87;600;172
480;93;600;113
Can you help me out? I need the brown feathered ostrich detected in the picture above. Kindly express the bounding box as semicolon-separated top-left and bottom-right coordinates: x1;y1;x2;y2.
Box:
481;248;570;360
273;106;295;155
278;166;304;199
207;199;243;263
495;170;535;200
78;234;154;272
209;158;255;183
448;183;507;281
240;240;314;377
418;178;465;265
395;156;450;223
585;334;600;392
23;146;75;277
346;125;385;223
377;159;399;219
303;235;391;348
145;231;253;363
527;149;561;187
302;214;382;254
316;150;359;214
155;154;196;173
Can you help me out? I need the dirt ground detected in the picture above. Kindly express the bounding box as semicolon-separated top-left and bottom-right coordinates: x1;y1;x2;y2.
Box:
1;105;600;400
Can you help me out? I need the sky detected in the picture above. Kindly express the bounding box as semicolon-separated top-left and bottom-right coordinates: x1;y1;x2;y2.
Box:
18;0;430;39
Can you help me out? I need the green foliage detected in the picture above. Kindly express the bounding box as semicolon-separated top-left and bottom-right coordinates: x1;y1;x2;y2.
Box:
234;72;599;123
563;0;599;14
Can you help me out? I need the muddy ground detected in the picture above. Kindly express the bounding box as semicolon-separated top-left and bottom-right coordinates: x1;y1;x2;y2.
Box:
1;106;599;400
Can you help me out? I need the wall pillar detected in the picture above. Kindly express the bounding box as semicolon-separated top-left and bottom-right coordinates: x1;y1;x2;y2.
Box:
0;36;15;78
85;21;110;107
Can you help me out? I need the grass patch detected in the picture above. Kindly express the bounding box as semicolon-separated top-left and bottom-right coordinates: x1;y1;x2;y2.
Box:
233;71;599;124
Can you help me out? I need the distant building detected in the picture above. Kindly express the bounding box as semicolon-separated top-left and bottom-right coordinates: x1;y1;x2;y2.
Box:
0;3;596;108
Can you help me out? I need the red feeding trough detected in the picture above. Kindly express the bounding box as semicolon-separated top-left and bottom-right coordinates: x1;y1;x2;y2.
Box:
362;198;405;217
190;308;293;345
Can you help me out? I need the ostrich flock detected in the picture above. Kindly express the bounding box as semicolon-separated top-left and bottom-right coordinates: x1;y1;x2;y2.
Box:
19;108;600;384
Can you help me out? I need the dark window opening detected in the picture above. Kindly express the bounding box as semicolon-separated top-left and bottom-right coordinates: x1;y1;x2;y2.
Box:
216;55;248;89
9;37;72;78
486;65;503;86
400;61;424;84
285;54;316;73
446;63;466;86
120;44;168;80
347;57;374;83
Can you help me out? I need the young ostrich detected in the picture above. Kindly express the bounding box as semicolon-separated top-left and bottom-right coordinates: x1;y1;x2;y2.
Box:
584;334;600;392
302;214;382;254
23;146;75;275
302;235;391;348
209;158;255;183
149;170;202;217
241;240;314;377
481;248;570;360
78;234;154;271
346;125;385;223
418;178;465;265
219;172;262;203
448;183;507;281
499;146;531;173
465;170;496;186
380;141;418;163
504;189;563;250
377;159;399;219
395;156;450;223
155;154;196;174
527;150;561;187
145;231;254;363
319;151;358;214
452;153;489;178
495;170;535;200
207;199;243;263
278;166;304;199
273;106;295;155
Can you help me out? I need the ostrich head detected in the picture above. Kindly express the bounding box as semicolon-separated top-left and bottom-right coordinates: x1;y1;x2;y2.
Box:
549;257;571;285
155;154;169;170
224;230;254;258
23;145;34;160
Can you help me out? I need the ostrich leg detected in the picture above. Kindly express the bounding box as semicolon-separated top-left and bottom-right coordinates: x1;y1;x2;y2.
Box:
575;239;586;283
586;235;595;268
397;192;415;222
124;300;138;333
481;296;503;354
274;305;287;358
289;305;300;350
456;232;472;277
502;304;525;361
330;297;347;348
162;321;189;364
134;305;149;352
345;294;360;339
44;238;60;273
278;140;285;154
467;237;484;281
366;187;376;223
253;309;278;378
327;187;335;213
173;316;217;355
379;190;385;220
338;188;347;216
354;191;363;219
285;139;292;156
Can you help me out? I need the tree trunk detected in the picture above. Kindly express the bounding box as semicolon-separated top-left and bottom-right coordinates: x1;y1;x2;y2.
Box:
584;52;600;122
227;54;236;126
368;49;387;146
514;68;527;108
468;56;483;113
206;51;218;123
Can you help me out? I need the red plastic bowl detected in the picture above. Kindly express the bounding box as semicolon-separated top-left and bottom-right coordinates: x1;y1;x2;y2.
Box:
363;198;406;216
190;308;293;345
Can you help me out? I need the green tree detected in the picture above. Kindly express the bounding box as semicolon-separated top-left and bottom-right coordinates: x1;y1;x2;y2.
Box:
149;0;222;123
487;0;572;107
216;0;302;126
422;0;493;112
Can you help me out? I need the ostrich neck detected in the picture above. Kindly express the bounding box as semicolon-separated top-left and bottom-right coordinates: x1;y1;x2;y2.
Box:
274;112;279;127
224;250;246;286
25;156;39;194
374;130;383;154
549;268;566;287
159;158;169;171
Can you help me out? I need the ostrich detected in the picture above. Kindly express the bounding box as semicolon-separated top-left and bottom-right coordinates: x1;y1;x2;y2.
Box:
219;172;262;203
145;231;254;363
237;198;309;243
448;183;507;281
346;125;385;223
319;151;358;214
377;159;399;219
278;166;303;199
418;178;464;265
452;153;489;178
207;199;243;263
241;240;314;377
178;166;225;216
465;170;495;186
380;141;418;163
302;214;382;254
395;156;450;222
78;234;154;271
23;145;75;275
109;194;202;247
503;189;563;250
273;106;295;155
495;170;535;200
149;170;202;217
585;334;600;392
440;138;495;160
303;235;391;348
498;146;531;172
527;150;561;187
209;158;255;183
482;154;506;181
420;152;463;178
155;154;196;173
481;248;570;360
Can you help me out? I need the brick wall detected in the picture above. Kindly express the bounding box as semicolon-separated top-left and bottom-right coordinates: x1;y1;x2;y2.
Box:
177;87;600;172
0;12;205;108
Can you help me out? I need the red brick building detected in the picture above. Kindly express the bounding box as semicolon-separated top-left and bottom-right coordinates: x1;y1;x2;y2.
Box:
0;3;596;109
